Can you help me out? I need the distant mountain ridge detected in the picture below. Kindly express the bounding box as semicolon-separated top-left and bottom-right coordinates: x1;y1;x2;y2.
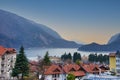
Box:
108;33;120;44
0;9;80;48
78;33;120;51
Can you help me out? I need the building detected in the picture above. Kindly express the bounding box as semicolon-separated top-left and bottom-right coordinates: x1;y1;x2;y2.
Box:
49;56;61;64
0;46;16;80
109;51;120;75
109;53;116;73
44;63;108;80
63;64;85;79
116;51;120;75
44;64;66;80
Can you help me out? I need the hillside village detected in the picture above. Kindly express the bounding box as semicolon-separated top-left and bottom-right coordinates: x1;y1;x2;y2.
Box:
0;46;120;80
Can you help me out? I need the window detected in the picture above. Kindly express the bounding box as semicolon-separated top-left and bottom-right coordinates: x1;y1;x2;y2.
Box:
8;58;10;61
117;70;120;73
116;64;120;67
52;74;60;78
2;56;5;60
1;70;4;73
1;64;4;67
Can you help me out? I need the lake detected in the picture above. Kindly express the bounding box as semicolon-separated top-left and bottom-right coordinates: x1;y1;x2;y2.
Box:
24;48;111;60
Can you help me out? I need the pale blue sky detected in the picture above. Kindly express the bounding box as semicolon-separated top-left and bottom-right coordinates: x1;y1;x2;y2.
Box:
0;0;120;44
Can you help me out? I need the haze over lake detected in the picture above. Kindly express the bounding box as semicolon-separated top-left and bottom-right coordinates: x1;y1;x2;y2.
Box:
24;48;111;60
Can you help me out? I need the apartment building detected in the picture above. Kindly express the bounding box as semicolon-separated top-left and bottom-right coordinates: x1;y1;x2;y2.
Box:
0;46;16;80
109;51;120;75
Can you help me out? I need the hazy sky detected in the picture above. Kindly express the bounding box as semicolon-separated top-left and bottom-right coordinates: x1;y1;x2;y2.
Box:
0;0;120;44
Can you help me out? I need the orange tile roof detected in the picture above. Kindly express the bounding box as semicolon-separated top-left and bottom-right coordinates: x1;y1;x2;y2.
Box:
0;46;16;56
0;46;7;56
44;65;63;75
89;64;99;70
63;64;80;73
71;71;85;77
44;63;107;76
44;64;86;77
80;64;92;73
7;48;16;53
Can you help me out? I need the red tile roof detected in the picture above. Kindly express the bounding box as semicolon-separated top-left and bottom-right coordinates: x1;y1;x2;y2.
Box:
0;46;7;56
7;48;16;53
44;63;107;76
63;64;80;73
44;65;63;75
80;64;100;73
80;64;92;73
0;46;16;56
71;71;85;77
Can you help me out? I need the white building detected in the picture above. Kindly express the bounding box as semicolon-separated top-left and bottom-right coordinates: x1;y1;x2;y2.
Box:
44;64;109;80
49;56;61;64
116;51;120;76
44;64;86;80
44;65;66;80
0;46;16;80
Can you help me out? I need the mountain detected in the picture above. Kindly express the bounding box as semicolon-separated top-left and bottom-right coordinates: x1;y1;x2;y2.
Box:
0;9;80;48
78;33;120;51
108;33;120;44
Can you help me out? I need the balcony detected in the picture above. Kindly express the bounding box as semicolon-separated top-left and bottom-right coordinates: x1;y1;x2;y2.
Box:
1;67;4;71
1;61;4;65
2;56;5;60
1;70;4;73
1;63;4;67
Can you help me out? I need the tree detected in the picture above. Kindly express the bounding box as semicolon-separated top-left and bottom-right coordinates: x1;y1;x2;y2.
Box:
73;52;81;62
37;56;45;80
103;55;109;64
98;54;103;63
12;46;29;80
68;53;72;60
88;54;95;62
75;59;81;65
61;52;72;61
43;51;51;66
67;73;75;80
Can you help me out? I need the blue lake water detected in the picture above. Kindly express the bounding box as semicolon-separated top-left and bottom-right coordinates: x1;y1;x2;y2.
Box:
24;48;111;60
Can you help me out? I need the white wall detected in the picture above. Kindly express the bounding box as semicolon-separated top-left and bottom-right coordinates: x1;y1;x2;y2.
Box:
45;74;66;80
45;75;52;80
0;52;16;79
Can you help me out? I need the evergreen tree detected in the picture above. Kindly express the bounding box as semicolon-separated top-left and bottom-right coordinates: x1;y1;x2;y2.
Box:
12;46;29;80
88;54;95;62
98;54;103;63
73;52;81;62
77;53;81;60
73;52;77;62
43;51;51;65
61;52;72;61
102;54;109;64
68;53;72;60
